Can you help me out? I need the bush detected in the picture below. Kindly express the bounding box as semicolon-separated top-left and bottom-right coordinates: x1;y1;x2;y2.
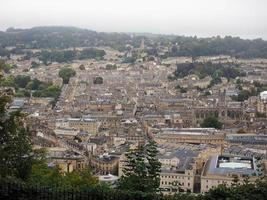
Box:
200;116;222;129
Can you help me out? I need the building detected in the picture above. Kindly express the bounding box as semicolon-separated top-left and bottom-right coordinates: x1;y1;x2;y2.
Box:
201;154;262;193
257;91;267;115
226;134;267;146
260;91;267;101
90;154;119;175
154;128;225;145
68;118;99;133
47;148;86;173
158;149;197;193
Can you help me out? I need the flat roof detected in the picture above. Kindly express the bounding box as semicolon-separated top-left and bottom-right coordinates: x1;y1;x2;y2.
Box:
204;155;258;176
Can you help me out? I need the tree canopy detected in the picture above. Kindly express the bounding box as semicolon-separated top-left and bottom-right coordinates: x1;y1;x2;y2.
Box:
118;140;161;193
58;66;76;84
173;62;243;80
200;116;222;129
1;27;267;58
0;68;34;180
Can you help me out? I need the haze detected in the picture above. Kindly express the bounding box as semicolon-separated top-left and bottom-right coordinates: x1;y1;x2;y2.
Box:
1;0;267;39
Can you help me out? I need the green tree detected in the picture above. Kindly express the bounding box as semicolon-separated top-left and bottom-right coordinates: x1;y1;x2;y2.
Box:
93;76;103;84
62;168;98;189
106;64;117;70
14;75;31;88
58;66;76;84
201;116;222;129
146;140;161;192
118;140;161;193
27;163;63;187
26;78;42;90
0;75;15;87
0;68;34;180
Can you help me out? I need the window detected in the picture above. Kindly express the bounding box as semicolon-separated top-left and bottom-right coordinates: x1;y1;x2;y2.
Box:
188;183;190;187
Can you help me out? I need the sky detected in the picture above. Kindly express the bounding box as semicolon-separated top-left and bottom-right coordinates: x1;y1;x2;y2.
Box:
1;0;267;39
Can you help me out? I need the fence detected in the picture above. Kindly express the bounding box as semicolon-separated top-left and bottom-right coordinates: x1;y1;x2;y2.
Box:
0;180;165;200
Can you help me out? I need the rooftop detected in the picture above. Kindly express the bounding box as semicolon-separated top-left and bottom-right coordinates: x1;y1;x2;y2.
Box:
204;155;258;176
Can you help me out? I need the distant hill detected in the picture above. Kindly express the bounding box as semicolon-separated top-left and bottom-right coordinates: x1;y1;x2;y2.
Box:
0;26;133;50
1;26;267;58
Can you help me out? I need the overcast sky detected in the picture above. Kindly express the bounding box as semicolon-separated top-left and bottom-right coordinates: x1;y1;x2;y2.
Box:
1;0;267;39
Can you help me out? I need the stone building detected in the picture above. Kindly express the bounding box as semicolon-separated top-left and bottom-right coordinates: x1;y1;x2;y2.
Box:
154;128;225;145
201;154;263;193
90;154;119;175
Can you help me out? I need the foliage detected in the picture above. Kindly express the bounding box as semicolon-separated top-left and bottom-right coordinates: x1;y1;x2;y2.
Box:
118;140;161;193
173;62;243;81
0;27;133;50
33;85;61;99
175;85;187;93
0;74;61;99
1;27;267;59
203;91;211;96
0;60;14;73
256;112;266;118
0;68;34;180
37;48;105;64
122;56;136;63
79;48;105;60
31;61;40;68
167;36;267;59
58;66;76;84
27;164;98;189
200;116;222;129
231;89;256;102
106;64;117;70
93;76;103;84
231;81;267;102
253;81;267;94
1;178;267;200
0;75;15;87
14;75;31;88
15;89;31;97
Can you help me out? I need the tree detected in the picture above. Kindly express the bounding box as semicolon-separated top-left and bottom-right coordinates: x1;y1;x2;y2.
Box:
106;64;117;70
200;116;222;129
146;140;161;192
26;78;42;90
118;140;161;193
122;57;136;64
79;64;85;70
231;174;240;186
93;76;103;84
28;163;98;189
58;66;76;84
27;163;63;187
0;75;15;87
119;146;147;192
14;75;31;88
0;66;34;180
